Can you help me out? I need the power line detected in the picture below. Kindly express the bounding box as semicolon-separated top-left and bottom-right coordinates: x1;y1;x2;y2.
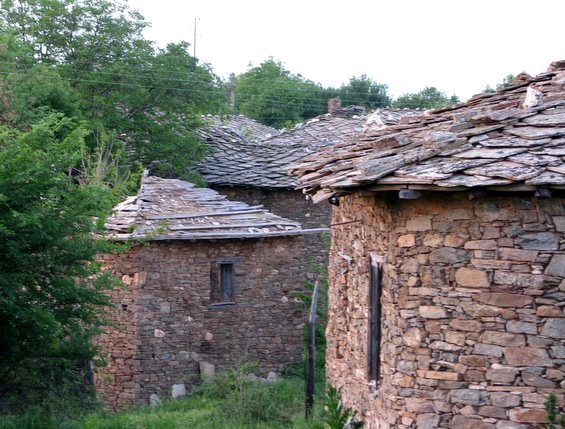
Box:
0;60;334;93
0;60;390;94
0;61;223;85
0;65;392;126
0;69;387;112
0;70;346;109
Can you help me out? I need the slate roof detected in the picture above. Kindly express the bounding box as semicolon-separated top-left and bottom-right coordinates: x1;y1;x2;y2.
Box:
105;175;323;241
196;108;408;189
197;114;279;144
291;61;565;203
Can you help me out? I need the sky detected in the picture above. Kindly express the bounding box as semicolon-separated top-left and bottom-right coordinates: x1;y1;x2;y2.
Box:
127;0;565;102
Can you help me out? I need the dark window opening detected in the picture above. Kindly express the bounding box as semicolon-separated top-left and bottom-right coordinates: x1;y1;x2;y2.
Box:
220;263;235;302
210;261;236;305
368;258;383;382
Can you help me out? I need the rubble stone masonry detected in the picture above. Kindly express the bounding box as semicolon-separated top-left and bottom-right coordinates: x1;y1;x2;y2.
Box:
214;186;330;268
96;237;306;409
327;192;564;428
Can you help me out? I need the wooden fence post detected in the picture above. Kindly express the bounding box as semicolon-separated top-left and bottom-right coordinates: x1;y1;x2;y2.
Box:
306;279;320;419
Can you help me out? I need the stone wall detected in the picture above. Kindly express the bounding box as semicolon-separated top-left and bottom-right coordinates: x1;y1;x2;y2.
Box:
213;186;330;269
327;192;564;429
96;237;306;409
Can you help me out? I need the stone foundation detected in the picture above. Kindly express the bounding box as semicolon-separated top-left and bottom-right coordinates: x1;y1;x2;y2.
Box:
96;237;306;409
327;192;564;428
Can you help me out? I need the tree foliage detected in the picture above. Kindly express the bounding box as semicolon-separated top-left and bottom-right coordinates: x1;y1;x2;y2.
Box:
234;60;392;127
483;74;516;94
0;0;227;179
0;0;230;413
0;115;116;412
234;58;327;128
337;74;391;109
394;86;459;110
0;0;147;67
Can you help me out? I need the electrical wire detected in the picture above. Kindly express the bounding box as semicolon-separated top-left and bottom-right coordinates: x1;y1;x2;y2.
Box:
0;69;375;113
0;60;388;94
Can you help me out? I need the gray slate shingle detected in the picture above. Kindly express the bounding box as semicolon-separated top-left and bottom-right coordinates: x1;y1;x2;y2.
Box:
291;61;565;202
196;108;419;189
105;175;311;240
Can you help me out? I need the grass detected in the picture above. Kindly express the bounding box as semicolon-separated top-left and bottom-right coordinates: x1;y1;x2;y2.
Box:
0;375;326;429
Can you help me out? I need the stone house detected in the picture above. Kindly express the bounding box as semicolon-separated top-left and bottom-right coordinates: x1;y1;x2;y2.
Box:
196;107;415;268
96;175;325;409
196;108;366;223
291;61;565;428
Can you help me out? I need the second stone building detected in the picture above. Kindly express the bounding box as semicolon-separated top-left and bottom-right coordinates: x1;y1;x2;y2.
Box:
96;175;325;409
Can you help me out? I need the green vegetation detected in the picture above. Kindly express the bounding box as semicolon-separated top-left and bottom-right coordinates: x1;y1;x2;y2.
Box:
0;372;328;429
233;59;393;128
234;58;328;129
0;0;226;415
0;0;227;180
483;74;516;94
0;115;116;414
336;75;391;110
545;393;565;429
321;386;363;429
393;86;459;109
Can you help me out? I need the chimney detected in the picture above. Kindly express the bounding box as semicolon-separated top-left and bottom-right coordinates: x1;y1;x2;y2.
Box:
327;97;341;114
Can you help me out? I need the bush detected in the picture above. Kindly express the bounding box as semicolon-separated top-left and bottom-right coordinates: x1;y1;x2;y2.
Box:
197;363;305;426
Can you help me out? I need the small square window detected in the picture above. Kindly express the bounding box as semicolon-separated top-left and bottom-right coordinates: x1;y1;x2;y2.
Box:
210;261;236;305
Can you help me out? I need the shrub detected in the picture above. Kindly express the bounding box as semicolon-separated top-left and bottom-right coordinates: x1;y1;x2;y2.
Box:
322;385;363;429
545;393;565;429
199;363;303;426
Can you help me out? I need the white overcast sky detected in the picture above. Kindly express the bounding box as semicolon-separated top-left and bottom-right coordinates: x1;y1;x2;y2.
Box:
127;0;564;102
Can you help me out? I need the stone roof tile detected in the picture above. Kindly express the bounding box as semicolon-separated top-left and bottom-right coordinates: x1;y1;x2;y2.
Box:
105;175;323;241
196;109;418;189
291;60;565;202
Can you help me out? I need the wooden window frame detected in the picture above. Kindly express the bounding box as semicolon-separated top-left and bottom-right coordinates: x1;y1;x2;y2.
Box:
219;262;235;303
210;258;238;306
368;254;383;382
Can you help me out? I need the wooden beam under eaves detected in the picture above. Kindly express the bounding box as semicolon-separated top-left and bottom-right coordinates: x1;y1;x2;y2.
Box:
168;221;301;231
145;208;266;220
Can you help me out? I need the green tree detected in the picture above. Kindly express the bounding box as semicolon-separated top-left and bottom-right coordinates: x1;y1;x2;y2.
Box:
0;62;80;128
0;0;228;179
394;86;459;110
0;115;116;412
483;74;516;94
234;58;327;128
0;0;148;68
0;0;232;412
497;74;516;89
300;78;330;121
72;40;226;179
338;75;391;109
